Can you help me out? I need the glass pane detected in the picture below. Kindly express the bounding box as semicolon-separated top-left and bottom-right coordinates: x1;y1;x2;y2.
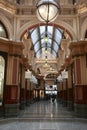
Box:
34;42;40;52
53;42;59;52
47;26;53;35
47;39;51;47
40;26;45;35
31;28;39;45
41;39;45;46
47;48;51;53
40;26;53;39
54;28;62;44
42;48;45;51
52;50;56;57
41;43;45;48
36;51;41;58
0;56;5;106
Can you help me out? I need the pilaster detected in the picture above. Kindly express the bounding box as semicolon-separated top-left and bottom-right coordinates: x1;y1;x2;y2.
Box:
70;40;87;117
0;38;24;117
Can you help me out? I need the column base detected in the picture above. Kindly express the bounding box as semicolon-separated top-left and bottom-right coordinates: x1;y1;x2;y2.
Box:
4;104;19;117
74;103;87;118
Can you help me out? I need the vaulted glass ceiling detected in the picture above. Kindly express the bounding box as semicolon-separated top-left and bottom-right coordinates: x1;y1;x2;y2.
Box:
30;25;63;58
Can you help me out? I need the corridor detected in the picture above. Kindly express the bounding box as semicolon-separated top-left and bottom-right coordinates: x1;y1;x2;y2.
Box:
0;100;87;130
19;100;74;119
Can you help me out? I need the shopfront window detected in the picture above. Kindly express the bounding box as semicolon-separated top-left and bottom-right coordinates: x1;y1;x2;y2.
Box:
45;84;57;96
0;56;5;106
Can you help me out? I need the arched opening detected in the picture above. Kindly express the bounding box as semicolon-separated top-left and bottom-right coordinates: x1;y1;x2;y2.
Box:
0;21;8;38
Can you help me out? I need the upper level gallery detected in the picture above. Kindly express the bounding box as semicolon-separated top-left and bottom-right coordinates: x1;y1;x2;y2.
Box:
0;0;87;16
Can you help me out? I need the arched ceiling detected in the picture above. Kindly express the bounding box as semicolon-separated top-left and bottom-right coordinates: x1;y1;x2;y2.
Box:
21;23;71;78
22;24;71;58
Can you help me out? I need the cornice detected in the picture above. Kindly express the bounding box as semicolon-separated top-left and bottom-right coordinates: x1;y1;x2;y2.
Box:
69;40;87;57
0;38;24;56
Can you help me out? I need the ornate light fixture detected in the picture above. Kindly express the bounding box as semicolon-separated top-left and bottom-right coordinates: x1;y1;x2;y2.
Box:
36;0;60;23
36;0;60;69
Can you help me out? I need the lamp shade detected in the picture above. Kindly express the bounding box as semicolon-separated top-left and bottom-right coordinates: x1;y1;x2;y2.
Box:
36;0;60;23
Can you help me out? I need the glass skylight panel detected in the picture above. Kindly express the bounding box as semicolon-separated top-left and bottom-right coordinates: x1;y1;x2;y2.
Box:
40;26;53;38
42;48;46;55
41;44;45;48
47;26;53;35
41;42;46;48
36;51;40;58
52;50;57;57
42;48;45;51
48;39;51;45
47;48;51;52
34;42;40;52
41;39;51;48
54;28;62;44
41;39;45;45
47;42;51;47
53;42;59;52
40;26;45;35
31;28;39;45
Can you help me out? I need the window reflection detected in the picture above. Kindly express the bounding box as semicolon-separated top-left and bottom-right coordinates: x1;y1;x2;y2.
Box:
0;56;5;106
